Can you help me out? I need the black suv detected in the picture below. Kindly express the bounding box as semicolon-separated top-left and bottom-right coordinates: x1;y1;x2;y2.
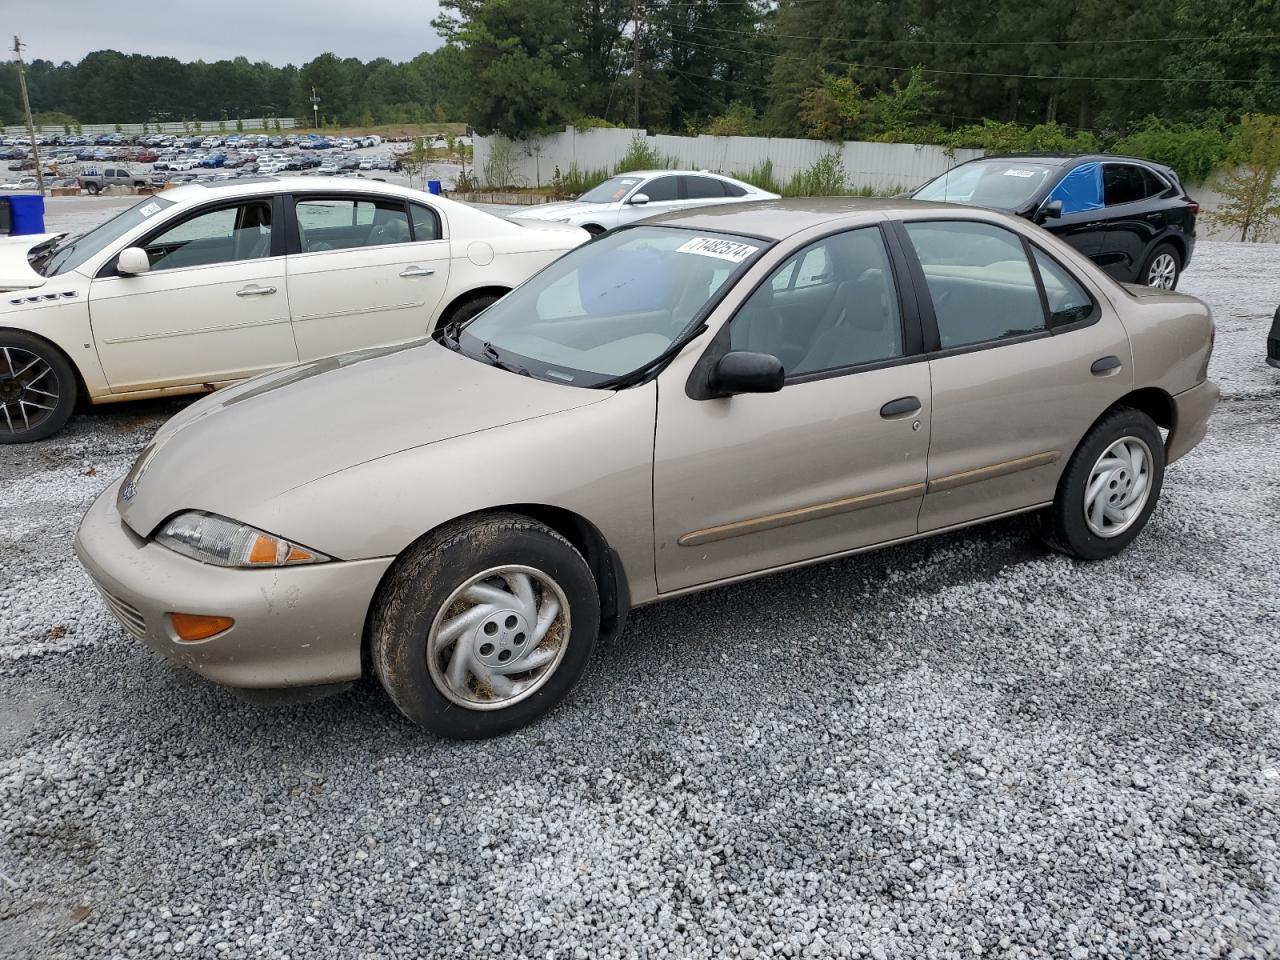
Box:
912;154;1198;289
1267;305;1279;370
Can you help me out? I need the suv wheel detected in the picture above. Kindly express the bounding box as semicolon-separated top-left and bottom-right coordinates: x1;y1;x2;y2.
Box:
1142;244;1181;290
372;513;600;739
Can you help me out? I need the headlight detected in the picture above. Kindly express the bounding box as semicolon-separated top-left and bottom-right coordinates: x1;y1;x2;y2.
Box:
155;511;330;568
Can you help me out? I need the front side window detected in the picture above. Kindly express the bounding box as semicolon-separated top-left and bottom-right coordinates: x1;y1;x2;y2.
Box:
903;221;1045;349
295;197;411;252
642;176;679;202
143;201;273;271
731;227;902;377
1047;163;1103;214
459;226;762;386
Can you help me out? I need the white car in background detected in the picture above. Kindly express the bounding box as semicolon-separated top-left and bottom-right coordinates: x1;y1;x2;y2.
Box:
0;176;589;441
509;170;779;235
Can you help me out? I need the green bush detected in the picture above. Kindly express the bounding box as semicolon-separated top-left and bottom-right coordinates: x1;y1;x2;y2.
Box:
1112;118;1230;184
614;134;676;174
708;102;762;138
784;153;848;196
731;158;783;195
572;116;621;132
942;119;1097;154
551;164;612;198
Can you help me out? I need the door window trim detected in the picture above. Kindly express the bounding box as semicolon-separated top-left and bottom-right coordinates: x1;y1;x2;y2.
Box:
890;217;1100;360
687;221;928;398
95;194;287;279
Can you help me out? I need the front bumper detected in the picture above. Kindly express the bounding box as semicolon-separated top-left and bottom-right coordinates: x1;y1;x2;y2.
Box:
1166;379;1220;465
74;478;394;689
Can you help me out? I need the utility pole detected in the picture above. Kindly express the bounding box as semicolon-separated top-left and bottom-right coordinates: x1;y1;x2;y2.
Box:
12;36;45;196
631;0;641;129
309;87;321;129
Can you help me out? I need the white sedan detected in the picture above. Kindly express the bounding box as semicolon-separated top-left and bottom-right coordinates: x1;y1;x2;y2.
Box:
0;176;588;441
508;170;779;235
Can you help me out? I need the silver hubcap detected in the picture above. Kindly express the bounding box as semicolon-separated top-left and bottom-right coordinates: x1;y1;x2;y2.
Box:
1147;253;1177;289
0;346;60;436
1084;436;1153;538
427;565;570;710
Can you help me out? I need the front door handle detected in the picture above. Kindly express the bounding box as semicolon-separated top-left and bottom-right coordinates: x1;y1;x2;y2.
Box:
880;396;922;419
1091;355;1122;376
399;266;435;278
235;284;277;297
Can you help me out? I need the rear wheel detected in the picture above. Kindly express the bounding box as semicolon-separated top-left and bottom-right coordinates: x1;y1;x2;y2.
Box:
1044;407;1165;560
0;332;77;443
1142;243;1181;290
372;513;600;739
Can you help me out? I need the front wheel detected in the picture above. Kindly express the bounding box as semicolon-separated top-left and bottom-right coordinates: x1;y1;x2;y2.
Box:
372;513;600;739
1142;243;1181;290
0;332;77;443
1044;407;1165;561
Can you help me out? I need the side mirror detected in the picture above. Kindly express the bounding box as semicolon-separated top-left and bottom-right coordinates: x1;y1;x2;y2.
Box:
1036;199;1063;223
709;351;785;397
117;247;151;275
628;192;650;206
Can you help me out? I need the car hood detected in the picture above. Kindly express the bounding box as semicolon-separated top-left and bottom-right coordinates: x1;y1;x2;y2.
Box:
117;340;608;538
0;232;60;291
509;201;613;221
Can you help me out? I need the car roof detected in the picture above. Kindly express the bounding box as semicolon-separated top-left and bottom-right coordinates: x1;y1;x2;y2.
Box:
961;153;1174;171
157;175;426;205
644;196;980;241
617;169;747;180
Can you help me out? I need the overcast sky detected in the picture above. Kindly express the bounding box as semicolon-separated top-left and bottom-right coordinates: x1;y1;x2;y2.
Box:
11;0;444;66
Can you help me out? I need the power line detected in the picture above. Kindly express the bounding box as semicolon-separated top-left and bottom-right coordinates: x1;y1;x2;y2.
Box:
668;34;1280;85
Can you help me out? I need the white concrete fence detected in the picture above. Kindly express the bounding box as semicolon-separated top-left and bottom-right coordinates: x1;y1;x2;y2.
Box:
2;118;299;137
473;125;984;193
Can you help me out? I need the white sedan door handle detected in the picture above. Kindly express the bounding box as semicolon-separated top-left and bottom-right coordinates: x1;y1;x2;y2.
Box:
236;284;277;297
399;266;435;278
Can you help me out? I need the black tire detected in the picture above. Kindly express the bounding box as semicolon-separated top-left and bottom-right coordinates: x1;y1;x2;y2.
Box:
1044;406;1165;561
0;331;78;444
372;513;600;739
85;182;100;195
441;292;502;328
582;223;606;237
1140;242;1182;290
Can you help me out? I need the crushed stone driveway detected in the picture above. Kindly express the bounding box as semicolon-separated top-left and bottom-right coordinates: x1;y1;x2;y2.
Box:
1;235;1278;960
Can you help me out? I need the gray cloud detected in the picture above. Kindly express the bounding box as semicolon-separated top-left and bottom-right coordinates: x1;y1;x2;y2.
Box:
11;0;444;66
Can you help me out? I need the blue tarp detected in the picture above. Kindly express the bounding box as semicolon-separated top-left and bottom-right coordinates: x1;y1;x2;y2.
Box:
1048;163;1103;215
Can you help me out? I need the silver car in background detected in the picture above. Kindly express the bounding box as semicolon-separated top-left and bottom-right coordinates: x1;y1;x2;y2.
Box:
76;199;1218;739
508;169;779;235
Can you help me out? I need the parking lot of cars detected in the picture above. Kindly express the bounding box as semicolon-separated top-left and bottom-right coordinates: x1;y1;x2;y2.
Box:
0;194;1278;957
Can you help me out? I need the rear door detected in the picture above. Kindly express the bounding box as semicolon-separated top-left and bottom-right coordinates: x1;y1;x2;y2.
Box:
895;218;1133;532
1098;163;1172;281
88;195;298;391
285;193;451;360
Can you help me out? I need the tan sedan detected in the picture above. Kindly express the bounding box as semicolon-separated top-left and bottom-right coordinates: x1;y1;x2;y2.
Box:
76;199;1219;738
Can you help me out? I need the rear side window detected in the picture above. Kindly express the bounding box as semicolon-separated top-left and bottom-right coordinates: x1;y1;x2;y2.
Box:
1032;249;1094;327
295;197;411;252
903;221;1045;349
684;176;727;199
722;180;748;197
1103;165;1150;206
410;203;442;242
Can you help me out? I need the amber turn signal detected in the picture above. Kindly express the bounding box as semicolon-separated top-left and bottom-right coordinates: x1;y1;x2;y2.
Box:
169;612;235;642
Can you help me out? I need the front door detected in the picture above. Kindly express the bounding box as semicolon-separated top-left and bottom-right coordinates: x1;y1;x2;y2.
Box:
88;196;298;392
653;225;931;593
895;218;1133;532
617;175;682;228
286;194;451;361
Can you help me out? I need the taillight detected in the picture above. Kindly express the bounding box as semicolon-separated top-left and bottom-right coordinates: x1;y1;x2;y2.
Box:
1188;202;1200;215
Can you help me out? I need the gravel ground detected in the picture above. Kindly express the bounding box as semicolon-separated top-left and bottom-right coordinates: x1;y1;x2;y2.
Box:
1;234;1278;959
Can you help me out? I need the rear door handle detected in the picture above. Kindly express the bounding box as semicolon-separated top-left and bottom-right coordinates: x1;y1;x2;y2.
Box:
235;284;276;297
1091;355;1122;376
880;396;922;419
399;266;435;278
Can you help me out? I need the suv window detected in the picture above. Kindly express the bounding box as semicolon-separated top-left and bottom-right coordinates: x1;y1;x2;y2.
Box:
640;176;678;202
1032;249;1093;327
143;201;273;271
1103;164;1150;206
1139;166;1169;198
732;227;902;376
684;176;726;200
295;197;412;252
903;221;1045;349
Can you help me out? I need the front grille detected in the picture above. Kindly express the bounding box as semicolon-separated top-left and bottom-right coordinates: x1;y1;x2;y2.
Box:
1268;337;1280;363
93;584;147;640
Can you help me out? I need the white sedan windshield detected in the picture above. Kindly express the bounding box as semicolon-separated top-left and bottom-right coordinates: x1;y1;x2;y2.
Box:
576;176;643;203
38;195;175;277
458;226;764;387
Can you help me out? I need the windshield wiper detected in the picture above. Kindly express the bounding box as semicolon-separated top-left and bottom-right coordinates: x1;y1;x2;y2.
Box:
480;341;530;377
434;318;463;350
594;322;709;391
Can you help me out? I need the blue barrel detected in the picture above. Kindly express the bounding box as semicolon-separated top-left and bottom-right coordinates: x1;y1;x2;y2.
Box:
6;194;46;235
427;179;442;195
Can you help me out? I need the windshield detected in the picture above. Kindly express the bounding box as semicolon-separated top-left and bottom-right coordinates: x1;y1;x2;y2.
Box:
457;226;764;387
37;195;175;277
577;176;643;204
914;161;1059;209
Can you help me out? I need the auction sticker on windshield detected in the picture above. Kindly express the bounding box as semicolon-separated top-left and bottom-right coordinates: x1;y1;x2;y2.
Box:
138;202;162;217
676;237;759;262
1002;169;1037;178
